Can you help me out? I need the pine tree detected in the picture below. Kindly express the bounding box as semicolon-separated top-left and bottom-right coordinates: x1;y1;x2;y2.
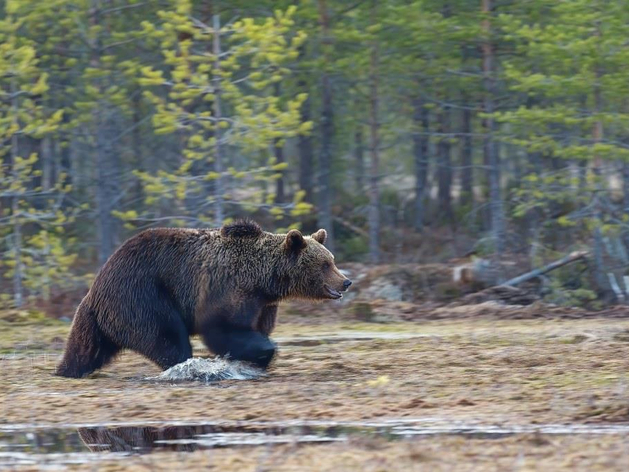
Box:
130;3;312;229
0;6;76;306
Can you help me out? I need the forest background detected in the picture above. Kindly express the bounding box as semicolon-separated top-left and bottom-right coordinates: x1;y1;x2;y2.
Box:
1;0;628;310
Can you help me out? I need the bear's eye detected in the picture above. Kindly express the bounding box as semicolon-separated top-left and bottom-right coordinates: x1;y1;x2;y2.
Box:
322;261;331;271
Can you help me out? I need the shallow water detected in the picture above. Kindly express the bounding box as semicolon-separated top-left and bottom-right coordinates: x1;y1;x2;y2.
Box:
147;357;265;383
276;331;433;347
145;334;432;382
3;419;629;467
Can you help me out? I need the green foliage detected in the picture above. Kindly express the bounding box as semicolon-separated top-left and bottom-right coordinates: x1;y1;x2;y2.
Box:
337;235;369;261
1;0;629;309
0;11;78;305
131;4;311;226
544;278;598;309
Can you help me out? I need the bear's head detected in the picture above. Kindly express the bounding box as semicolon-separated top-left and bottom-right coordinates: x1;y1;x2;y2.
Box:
282;228;352;301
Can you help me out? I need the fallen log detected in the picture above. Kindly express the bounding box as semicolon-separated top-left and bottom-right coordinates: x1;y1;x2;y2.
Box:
332;216;370;239
501;251;589;287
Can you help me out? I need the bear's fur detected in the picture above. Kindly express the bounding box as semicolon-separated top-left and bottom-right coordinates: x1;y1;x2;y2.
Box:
56;220;351;378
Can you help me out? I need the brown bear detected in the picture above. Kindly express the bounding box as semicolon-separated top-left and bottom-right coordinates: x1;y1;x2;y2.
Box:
55;220;351;378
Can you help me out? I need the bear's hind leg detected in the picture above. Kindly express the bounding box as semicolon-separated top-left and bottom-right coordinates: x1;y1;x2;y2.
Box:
127;315;192;371
144;336;193;371
56;306;120;378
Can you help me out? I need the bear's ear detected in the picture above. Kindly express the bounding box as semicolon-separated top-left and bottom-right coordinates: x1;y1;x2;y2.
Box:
285;229;306;253
311;229;327;245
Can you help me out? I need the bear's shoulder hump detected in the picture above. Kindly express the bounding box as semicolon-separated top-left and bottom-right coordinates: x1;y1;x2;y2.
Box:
220;219;263;239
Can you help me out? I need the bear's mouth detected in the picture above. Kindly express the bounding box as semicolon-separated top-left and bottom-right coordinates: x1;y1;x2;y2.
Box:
324;284;343;300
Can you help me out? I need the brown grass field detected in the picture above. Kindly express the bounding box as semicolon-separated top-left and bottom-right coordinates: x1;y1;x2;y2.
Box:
3;311;629;470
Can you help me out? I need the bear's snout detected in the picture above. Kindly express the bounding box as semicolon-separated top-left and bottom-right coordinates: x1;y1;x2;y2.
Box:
343;279;352;289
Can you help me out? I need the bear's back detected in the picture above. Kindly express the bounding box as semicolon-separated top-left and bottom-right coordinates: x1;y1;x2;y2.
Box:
86;228;217;311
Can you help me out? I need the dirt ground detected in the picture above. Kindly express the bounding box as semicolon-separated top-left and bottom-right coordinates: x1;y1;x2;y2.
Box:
59;434;629;472
3;312;629;470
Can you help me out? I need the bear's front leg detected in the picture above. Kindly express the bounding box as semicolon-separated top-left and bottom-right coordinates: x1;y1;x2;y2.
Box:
200;302;277;369
256;305;278;336
202;325;277;369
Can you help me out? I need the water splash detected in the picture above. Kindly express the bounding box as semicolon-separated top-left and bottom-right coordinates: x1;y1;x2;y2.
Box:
147;357;264;383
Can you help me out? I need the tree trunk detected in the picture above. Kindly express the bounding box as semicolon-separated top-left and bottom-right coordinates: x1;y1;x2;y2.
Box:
91;1;118;265
41;136;53;192
460;43;474;208
317;0;334;251
412;95;429;231
297;50;314;204
481;0;505;253
510;144;522;187
460;101;473;205
131;91;144;205
354;127;364;193
212;14;224;226
274;138;285;204
10;77;23;307
621;158;629;259
502;251;588;287
297;91;314;203
367;0;380;264
437;105;453;221
589;37;615;300
93;114;118;265
273;83;285;204
623;161;629;214
318;73;334;250
59;113;72;189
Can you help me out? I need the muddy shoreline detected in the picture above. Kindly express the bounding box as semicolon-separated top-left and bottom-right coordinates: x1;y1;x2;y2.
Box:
3;317;629;469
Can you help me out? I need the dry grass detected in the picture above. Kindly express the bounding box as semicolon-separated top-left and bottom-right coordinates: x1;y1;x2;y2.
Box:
3;316;629;470
61;434;629;472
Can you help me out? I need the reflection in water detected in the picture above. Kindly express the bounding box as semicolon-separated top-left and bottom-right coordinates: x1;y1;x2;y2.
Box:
77;424;346;452
71;421;629;453
4;420;629;467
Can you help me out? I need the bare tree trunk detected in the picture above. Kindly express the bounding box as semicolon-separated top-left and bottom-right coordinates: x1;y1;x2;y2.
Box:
354;127;364;193
460;43;474;208
593;226;614;300
58;109;73;192
460;101;473;205
11;197;22;307
318;73;334;249
578;159;588;191
510;144;522;187
35;133;53;301
317;0;334;250
91;1;118;265
412;95;429;231
481;0;505;253
576;95;589;192
437;105;453;221
502;251;588;287
623;161;629;214
212;14;224;226
438;2;453;224
41;136;53;192
589;42;615;299
273;84;285;204
10;77;23;307
297;92;314;203
620;158;629;265
297;49;314;204
274;139;285;204
93;114;118;265
131;92;144;205
367;0;380;264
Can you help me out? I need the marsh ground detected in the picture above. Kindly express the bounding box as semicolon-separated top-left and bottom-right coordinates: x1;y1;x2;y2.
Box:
3;312;629;470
